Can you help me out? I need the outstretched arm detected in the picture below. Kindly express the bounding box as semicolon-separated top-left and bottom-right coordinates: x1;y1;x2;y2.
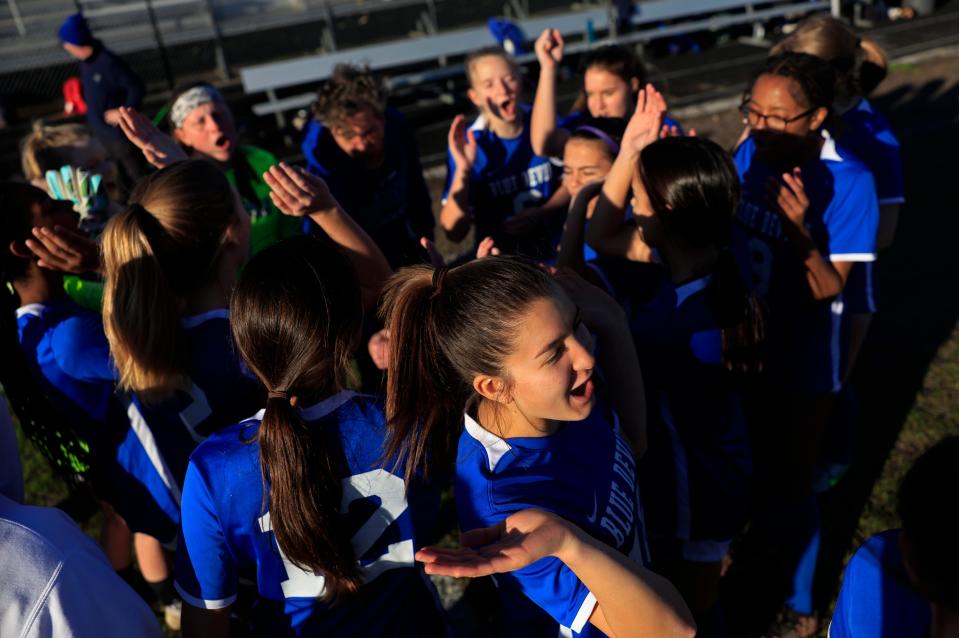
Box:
439;115;477;242
264;163;393;309
530;28;570;158
586;86;664;263
118;106;189;169
417;510;696;638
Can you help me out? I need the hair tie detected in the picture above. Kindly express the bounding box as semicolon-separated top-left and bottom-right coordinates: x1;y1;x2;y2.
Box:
267;389;289;400
431;266;449;299
575;125;621;155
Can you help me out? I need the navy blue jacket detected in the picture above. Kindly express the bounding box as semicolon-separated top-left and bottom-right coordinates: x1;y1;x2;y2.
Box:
79;43;144;141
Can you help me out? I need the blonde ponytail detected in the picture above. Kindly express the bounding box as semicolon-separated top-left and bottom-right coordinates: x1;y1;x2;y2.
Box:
101;160;238;402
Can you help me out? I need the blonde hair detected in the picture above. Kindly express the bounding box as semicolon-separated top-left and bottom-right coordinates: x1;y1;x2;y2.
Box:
101;160;238;401
771;15;863;106
20;122;92;181
465;46;520;88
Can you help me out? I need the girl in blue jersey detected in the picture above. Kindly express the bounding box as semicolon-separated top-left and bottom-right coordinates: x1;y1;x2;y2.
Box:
175;232;442;637
531;34;682;161
100;159;265;617
0;183;139;579
772;15;905;373
586;123;759;632
381;257;695;637
732;53;879;633
440;47;564;260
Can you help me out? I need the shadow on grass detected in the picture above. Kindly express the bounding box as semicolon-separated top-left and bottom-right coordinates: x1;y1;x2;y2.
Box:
722;75;959;636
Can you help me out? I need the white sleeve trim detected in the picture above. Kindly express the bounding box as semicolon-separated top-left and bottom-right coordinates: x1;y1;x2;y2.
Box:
829;253;876;263
174;581;236;610
570;591;598;633
878;197;905;205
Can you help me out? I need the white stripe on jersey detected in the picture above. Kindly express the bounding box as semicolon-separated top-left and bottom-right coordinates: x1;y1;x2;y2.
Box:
173;581;237;610
127;401;182;505
569;591;598;633
463;413;512;472
829;253;877;262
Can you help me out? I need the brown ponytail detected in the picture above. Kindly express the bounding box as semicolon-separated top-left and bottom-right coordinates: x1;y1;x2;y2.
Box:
380;256;555;485
230;235;363;600
101;160;238;402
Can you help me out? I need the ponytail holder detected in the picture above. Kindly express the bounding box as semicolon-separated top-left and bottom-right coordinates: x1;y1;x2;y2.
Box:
431;266;449;299
267;389;289;400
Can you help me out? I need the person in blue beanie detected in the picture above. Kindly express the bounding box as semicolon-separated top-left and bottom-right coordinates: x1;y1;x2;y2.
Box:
59;13;147;182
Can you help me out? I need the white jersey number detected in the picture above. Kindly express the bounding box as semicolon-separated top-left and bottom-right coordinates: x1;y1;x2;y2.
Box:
257;469;414;599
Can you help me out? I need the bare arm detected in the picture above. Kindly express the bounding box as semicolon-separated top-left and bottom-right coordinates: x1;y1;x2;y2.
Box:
439;115;477;242
530;28;570;158
264;163;392;309
417;510;696;638
586;86;665;263
773;169;850;300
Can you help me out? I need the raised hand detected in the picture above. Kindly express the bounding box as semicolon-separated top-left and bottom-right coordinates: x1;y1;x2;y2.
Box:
534;28;564;69
767;167;808;229
25;225;101;274
117;106;188;168
415;509;574;578
448;115;478;172
658;124;696;139
622;85;667;156
475;236;501;259
263;163;336;217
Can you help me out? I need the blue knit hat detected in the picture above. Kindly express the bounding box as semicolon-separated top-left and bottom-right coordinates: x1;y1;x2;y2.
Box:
58;13;93;46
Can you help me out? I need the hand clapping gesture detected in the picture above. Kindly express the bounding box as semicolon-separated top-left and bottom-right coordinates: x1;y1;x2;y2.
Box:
118;107;188;169
25;225;101;275
448;115;478;173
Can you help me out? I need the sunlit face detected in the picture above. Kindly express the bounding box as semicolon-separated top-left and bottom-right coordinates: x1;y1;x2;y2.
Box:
329;107;386;167
562;138;613;202
493;293;596;425
61;42;94;60
174;101;237;163
584;68;637;118
743;73;827;163
468;55;522;125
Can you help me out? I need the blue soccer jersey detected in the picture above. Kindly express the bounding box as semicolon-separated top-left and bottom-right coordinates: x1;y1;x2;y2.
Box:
174;391;446;637
732;133;879;392
455;402;647;638
627;273;751;562
828;530;930;638
16;299;118;446
840;98;904;315
116;309;263;543
442;105;561;255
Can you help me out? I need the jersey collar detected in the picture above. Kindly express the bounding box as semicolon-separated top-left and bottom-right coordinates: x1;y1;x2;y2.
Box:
299;390;357;422
463;412;512;472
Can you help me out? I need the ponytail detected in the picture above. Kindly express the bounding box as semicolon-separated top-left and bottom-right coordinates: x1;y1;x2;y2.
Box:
380;266;465;486
713;250;766;376
101;160;238;402
259;394;362;599
380;257;555;485
102;205;190;401
230;235;364;600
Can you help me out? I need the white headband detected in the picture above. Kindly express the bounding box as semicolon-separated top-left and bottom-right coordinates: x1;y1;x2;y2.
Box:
170;85;223;128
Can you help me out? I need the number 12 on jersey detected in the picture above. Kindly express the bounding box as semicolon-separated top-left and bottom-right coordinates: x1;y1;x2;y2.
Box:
257;469;415;599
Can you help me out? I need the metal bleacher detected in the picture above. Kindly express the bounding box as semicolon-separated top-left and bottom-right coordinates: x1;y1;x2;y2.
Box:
239;0;833;124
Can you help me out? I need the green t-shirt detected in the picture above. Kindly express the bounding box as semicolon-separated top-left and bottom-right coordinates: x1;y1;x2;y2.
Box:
225;145;302;255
